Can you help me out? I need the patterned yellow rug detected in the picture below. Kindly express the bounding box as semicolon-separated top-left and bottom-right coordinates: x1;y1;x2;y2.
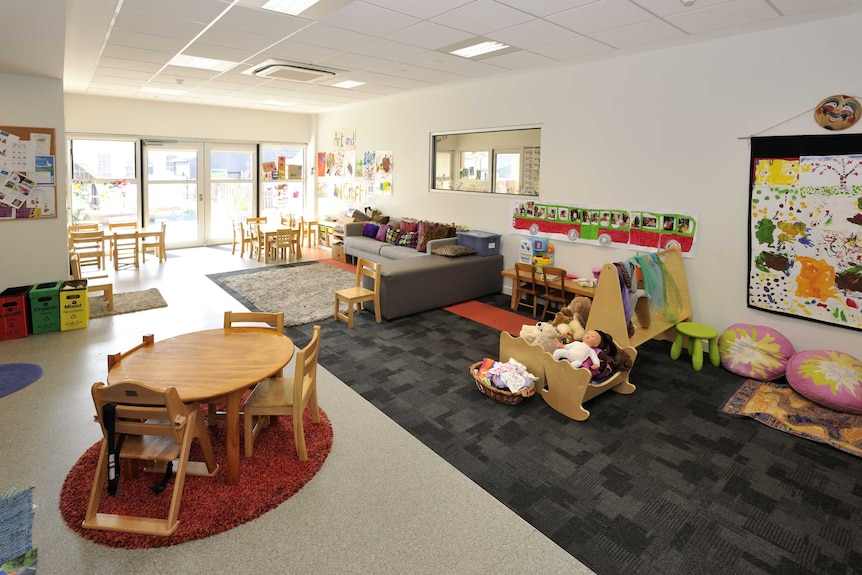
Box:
721;379;862;457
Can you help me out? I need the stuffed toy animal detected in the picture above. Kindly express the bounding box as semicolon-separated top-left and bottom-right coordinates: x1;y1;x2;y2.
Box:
552;340;600;368
550;308;585;344
520;322;560;353
567;296;592;328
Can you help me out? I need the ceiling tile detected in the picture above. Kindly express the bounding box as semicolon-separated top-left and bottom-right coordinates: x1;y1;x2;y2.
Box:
351;38;429;60
590;17;687;49
181;43;257;63
196;27;280;52
208;4;309;37
482;49;557;69
107;30;187;54
159;65;223;80
91;75;152;88
318;51;404;73
385;21;474;50
665;0;780;34
149;75;208;88
400;51;505;77
262;40;341;64
767;0;860;16
113;7;206;41
554;0;655;35
495;0;597;17
629;0;735;18
122;0;232;24
320;1;421;36
97;57;163;74
430;0;536;35
94;67;155;81
289;23;377;51
487;18;579;49
362;0;474;20
101;45;174;65
530;36;615;60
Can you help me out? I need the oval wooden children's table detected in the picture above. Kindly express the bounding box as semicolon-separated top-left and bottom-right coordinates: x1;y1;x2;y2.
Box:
107;327;295;485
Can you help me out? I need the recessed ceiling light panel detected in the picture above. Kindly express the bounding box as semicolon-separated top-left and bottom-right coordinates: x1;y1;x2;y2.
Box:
169;54;236;72
261;0;322;16
332;80;365;89
451;41;510;59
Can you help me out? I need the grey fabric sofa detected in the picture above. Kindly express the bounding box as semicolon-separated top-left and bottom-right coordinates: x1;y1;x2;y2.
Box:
343;221;452;262
343;221;504;319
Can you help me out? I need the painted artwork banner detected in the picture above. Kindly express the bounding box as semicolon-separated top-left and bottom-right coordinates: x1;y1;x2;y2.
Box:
748;134;862;332
511;200;698;257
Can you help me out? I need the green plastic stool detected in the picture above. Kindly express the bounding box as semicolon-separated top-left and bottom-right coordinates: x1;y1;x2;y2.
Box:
670;322;720;371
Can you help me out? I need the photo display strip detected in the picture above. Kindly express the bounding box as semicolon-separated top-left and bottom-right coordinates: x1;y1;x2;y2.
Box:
748;134;862;331
510;200;698;257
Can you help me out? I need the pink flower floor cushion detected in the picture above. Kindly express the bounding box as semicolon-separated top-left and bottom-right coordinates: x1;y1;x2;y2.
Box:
718;324;795;381
786;350;862;414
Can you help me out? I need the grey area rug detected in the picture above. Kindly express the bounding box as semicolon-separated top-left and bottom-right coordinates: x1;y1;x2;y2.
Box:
207;262;355;327
89;288;167;319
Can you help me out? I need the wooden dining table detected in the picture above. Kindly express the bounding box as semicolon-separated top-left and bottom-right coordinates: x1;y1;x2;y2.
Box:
106;227;166;269
500;267;597;310
106;327;295;485
258;224;302;262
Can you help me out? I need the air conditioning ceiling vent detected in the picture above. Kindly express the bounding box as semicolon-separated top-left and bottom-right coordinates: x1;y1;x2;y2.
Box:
245;59;339;83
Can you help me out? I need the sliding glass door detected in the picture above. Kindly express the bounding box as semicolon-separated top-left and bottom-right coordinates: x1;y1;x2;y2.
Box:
143;141;256;247
208;144;255;243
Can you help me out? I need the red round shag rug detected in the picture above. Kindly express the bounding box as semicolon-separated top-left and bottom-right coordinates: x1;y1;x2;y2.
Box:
59;408;332;548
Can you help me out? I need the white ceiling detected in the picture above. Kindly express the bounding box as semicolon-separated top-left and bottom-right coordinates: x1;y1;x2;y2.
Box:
3;0;862;114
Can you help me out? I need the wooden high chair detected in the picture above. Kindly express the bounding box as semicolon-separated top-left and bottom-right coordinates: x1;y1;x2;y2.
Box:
82;380;219;536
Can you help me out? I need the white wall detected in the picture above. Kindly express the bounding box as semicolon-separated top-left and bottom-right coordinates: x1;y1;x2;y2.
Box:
314;13;862;354
64;95;312;143
0;74;68;287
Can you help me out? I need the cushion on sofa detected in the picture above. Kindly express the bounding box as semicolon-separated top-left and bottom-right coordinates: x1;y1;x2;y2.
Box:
416;221;435;252
362;222;380;238
786;349;862;414
375;224;390;242
718;323;794;381
431;244;477;257
400;219;419;233
385;227;401;244
397;231;417;247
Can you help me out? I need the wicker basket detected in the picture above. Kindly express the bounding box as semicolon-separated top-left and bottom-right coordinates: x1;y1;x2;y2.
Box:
470;362;536;405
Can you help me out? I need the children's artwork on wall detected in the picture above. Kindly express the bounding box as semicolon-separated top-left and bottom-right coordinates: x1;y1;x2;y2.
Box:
333;151;345;177
316;152;326;177
362;151;375;181
748;134;862;331
510;200;698;256
375;151;393;196
343;151;356;177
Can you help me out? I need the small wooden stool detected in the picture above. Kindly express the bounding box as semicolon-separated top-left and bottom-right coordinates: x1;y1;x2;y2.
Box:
671;322;719;371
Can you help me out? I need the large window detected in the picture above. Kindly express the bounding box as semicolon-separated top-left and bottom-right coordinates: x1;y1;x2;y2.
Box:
430;127;541;196
69;139;140;225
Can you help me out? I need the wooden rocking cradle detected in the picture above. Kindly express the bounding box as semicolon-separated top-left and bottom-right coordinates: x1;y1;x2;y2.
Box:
500;245;691;421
